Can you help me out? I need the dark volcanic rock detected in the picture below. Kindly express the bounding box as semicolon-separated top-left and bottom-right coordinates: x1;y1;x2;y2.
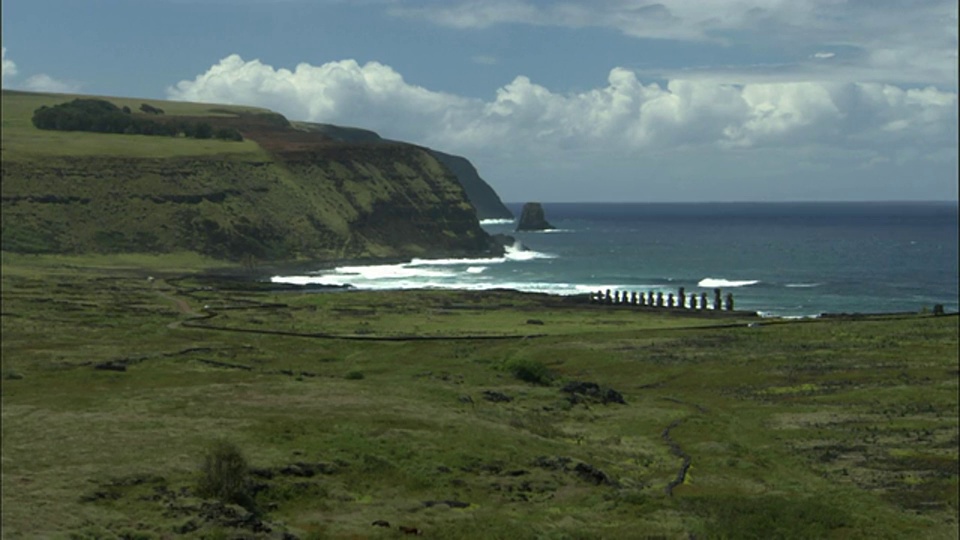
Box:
515;203;555;231
483;390;513;403
561;380;627;405
573;462;616;486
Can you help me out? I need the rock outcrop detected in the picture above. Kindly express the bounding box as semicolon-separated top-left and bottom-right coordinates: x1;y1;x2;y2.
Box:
516;203;555;231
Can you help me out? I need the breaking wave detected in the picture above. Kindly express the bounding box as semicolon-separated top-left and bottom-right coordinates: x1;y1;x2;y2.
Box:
698;278;760;288
479;218;514;226
271;242;555;290
757;311;822;319
785;283;822;288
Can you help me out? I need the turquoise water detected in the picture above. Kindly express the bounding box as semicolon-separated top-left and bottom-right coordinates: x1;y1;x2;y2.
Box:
272;202;959;317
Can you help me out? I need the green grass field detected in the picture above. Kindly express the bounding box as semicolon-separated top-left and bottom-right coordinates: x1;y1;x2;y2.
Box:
2;255;957;539
1;90;267;161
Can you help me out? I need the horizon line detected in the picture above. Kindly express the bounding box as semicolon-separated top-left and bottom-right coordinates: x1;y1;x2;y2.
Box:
504;200;959;205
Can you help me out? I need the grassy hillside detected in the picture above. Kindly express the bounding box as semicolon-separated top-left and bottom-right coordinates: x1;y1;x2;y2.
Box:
1;255;957;539
1;90;493;262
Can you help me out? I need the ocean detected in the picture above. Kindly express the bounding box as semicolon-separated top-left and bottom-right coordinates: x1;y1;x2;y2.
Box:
272;202;959;318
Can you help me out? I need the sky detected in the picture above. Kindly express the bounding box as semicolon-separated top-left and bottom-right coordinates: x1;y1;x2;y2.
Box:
2;0;958;203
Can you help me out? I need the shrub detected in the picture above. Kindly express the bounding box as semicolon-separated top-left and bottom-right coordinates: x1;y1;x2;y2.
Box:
215;127;244;141
193;122;213;139
503;357;553;385
139;103;164;115
345;370;365;380
196;440;255;511
31;100;238;141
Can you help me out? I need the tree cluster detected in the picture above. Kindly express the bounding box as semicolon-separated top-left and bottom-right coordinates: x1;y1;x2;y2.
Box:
31;99;243;141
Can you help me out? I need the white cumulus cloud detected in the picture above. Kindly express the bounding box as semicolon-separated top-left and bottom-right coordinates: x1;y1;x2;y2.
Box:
168;54;958;201
22;74;80;94
2;47;18;87
168;55;957;154
0;48;79;93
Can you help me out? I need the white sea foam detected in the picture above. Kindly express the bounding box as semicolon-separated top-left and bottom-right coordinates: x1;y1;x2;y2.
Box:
785;283;821;288
757;311;822;319
698;278;760;288
504;242;556;261
408;256;507;266
271;241;555;291
330;264;455;280
479;218;515;225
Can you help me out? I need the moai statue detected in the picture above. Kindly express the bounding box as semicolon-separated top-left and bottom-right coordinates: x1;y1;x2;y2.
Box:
678;287;686;309
689;293;698;310
605;289;612;305
639;292;646;306
656;292;664;307
701;292;709;310
631;291;638;305
714;288;722;310
725;292;735;311
649;291;656;307
668;293;675;308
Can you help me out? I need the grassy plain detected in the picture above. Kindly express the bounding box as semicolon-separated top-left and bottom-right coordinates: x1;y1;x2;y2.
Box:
1;91;268;160
1;254;958;539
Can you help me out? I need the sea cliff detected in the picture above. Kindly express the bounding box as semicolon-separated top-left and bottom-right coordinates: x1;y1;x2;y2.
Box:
0;90;503;262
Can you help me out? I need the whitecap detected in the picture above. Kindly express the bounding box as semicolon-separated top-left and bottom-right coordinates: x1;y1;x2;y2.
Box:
271;275;347;287
480;218;515;226
756;310;822;319
785;283;821;288
466;266;487;274
408;256;507;266
698;278;760;288
330;264;455;280
504;242;556;261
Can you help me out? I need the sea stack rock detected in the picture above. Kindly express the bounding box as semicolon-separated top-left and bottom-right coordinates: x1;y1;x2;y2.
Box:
516;202;555;231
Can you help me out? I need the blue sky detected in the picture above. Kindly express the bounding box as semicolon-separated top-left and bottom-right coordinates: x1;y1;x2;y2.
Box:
3;0;958;203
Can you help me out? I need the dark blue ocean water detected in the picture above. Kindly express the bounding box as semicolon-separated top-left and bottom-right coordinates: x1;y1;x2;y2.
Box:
273;202;959;317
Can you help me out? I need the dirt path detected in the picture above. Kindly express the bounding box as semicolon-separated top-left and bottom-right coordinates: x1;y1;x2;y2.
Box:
660;397;708;497
155;284;203;329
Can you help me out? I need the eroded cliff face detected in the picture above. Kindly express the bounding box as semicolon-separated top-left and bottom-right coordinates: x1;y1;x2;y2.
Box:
1;143;495;261
293;121;513;220
429;150;513;220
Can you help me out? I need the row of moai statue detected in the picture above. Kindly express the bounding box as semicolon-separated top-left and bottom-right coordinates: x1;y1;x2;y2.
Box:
590;287;735;311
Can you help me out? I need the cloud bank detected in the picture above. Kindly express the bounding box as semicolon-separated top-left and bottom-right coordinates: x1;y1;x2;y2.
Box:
168;54;957;155
168;54;957;201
